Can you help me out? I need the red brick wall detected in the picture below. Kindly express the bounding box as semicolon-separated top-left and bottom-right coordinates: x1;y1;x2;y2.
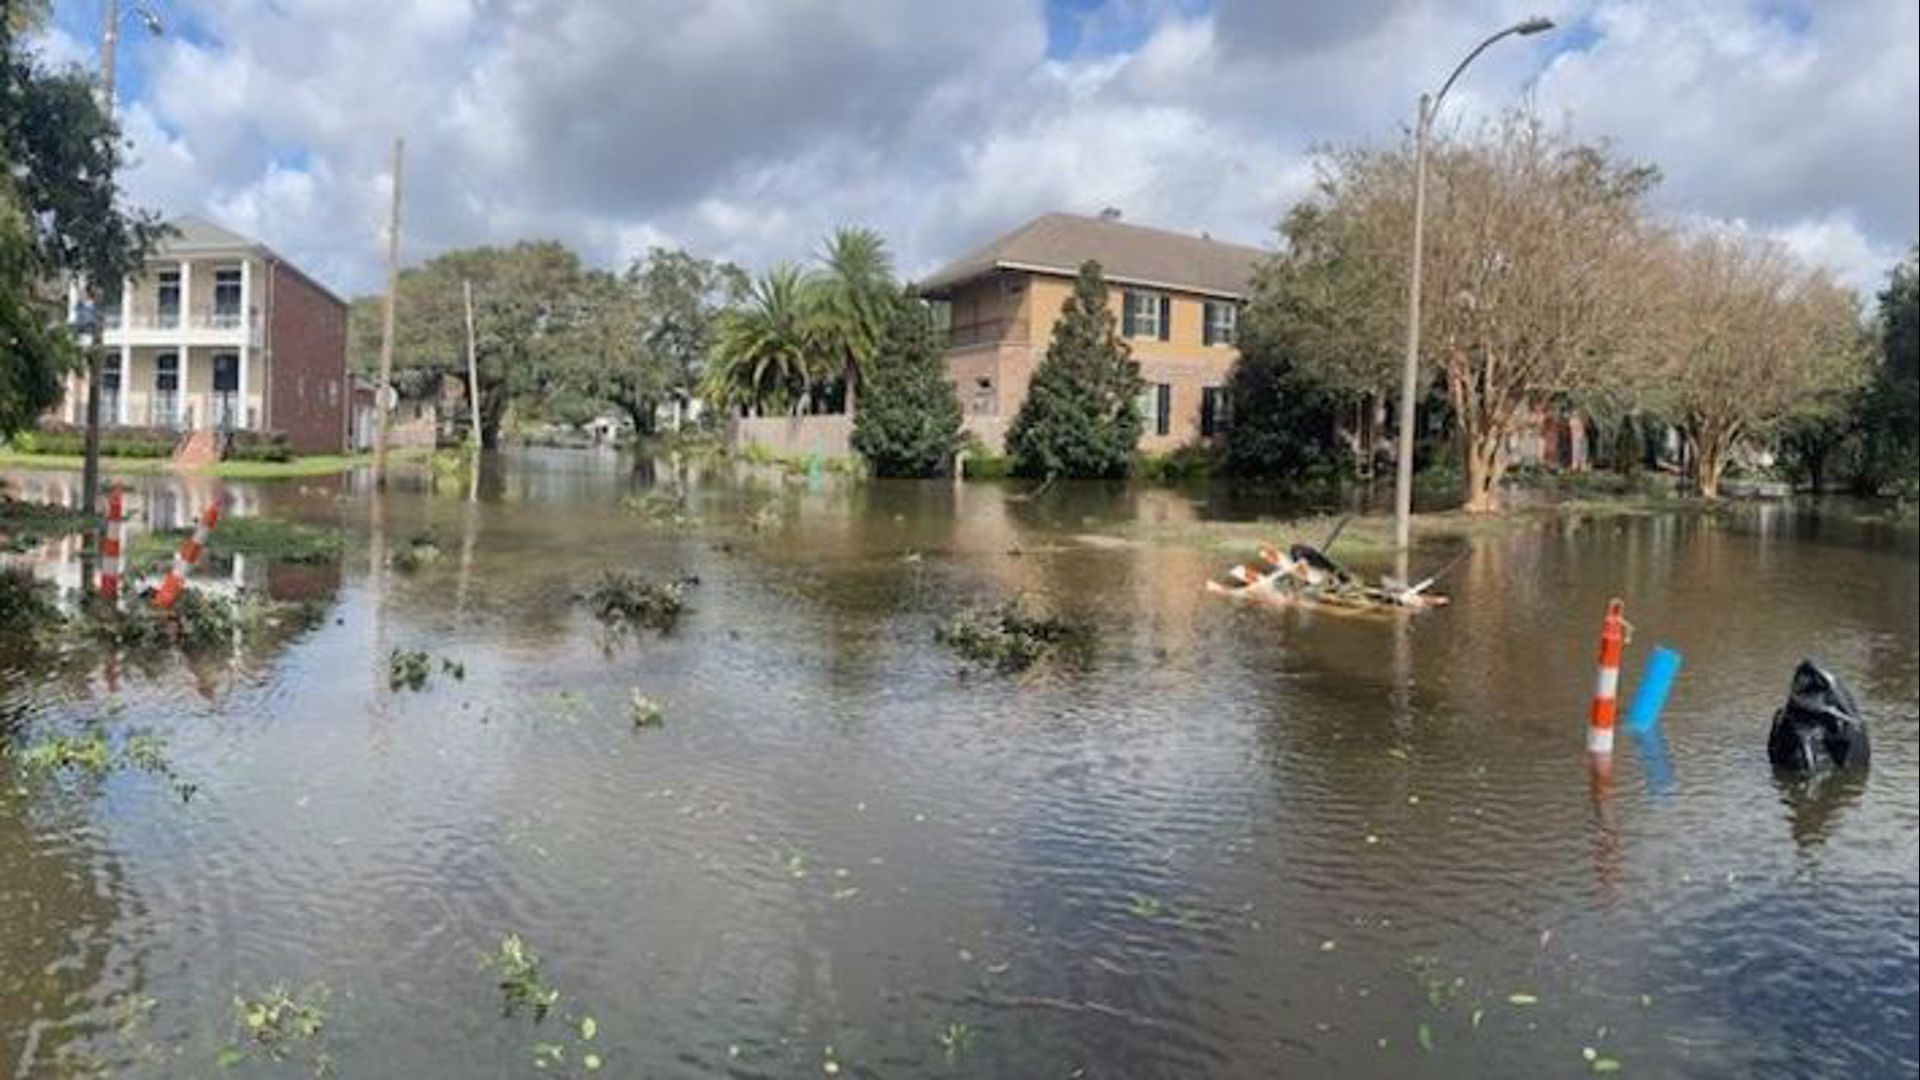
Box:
266;262;348;453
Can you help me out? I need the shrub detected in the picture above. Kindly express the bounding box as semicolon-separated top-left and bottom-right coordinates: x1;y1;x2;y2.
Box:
1135;443;1218;483
14;422;177;458
224;430;293;462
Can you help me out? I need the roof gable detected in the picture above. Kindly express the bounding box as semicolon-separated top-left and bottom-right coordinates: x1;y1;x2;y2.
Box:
918;213;1268;299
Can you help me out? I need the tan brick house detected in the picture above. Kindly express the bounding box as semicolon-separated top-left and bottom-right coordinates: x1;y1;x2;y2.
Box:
917;212;1265;453
60;215;350;454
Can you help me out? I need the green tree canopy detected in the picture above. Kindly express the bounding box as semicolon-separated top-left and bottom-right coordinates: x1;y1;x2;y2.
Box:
850;295;962;477
349;241;585;448
1006;261;1144;479
1;19;164;438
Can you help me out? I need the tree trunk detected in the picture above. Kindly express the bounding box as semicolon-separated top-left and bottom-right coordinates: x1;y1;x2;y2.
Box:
1461;431;1506;513
1697;449;1726;500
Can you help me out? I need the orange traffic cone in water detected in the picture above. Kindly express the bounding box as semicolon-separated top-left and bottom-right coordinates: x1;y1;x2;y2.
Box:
1588;599;1629;755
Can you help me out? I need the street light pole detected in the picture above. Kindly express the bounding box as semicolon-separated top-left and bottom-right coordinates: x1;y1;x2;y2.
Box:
1391;16;1554;555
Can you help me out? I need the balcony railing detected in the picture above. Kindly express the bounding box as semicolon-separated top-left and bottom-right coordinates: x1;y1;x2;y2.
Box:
107;309;260;332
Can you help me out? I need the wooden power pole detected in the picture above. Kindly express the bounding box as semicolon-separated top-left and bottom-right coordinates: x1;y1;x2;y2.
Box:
463;279;481;502
372;136;404;489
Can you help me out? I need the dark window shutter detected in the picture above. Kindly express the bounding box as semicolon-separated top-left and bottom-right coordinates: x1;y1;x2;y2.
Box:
1201;387;1216;436
1156;383;1171;436
1202;303;1214;346
1122;294;1137;337
1158;295;1171;341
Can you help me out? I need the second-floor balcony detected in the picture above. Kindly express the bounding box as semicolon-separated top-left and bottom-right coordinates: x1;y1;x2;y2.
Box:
102;307;261;342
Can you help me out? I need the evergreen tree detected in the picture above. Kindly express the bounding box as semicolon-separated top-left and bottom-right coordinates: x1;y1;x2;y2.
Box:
1006;261;1144;478
851;295;963;477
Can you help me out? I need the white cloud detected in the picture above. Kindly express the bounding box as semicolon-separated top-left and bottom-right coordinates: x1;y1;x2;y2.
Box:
82;0;1915;301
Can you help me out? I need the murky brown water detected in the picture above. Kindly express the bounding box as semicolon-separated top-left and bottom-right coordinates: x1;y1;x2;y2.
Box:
4;450;1917;1078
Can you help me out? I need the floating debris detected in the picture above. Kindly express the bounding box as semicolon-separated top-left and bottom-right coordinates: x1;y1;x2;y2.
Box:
935;597;1091;673
583;572;695;634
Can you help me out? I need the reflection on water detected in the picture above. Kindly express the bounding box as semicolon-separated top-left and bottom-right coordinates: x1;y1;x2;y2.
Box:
2;451;1917;1078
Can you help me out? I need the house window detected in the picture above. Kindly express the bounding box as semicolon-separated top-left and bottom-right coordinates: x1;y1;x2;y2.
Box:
1137;383;1170;436
213;269;242;327
1203;302;1237;346
1201;386;1231;438
156;270;180;328
213;354;240;430
154;353;180;427
1121;290;1170;341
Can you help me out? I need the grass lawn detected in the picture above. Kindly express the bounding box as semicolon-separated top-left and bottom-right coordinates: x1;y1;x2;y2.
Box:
0;449;430;479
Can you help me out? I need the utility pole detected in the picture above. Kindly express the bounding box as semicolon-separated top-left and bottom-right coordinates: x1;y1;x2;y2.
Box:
463;278;481;502
81;0;124;527
372;136;404;489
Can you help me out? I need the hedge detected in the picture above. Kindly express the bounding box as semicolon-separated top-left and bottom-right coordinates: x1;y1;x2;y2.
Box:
13;423;178;459
223;431;293;462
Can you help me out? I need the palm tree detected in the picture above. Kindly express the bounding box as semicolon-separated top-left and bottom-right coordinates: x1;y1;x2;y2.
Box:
703;264;819;416
809;226;896;416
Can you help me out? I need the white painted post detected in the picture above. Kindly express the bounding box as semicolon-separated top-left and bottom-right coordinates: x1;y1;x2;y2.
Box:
178;258;191;332
180;346;193;431
118;278;133;426
239;258;252;428
119;342;132;426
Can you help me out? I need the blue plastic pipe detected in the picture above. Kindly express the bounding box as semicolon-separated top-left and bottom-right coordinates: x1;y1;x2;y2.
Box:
1626;645;1683;733
1634;723;1677;799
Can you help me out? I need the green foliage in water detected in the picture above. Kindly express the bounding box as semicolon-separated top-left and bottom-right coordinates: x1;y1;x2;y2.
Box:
0;565;59;633
936;598;1092;673
484;933;560;1020
388;648;432;691
8;727;197;802
627;690;664;729
0;495;93;550
391;530;442;572
584;572;692;634
1006;261;1145;479
482;934;605;1074
851;297;964;478
133;516;344;570
220;984;332;1077
937;1020;977;1064
622;486;696;529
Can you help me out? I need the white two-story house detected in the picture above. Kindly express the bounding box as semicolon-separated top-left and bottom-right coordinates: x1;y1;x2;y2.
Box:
60;215;350;453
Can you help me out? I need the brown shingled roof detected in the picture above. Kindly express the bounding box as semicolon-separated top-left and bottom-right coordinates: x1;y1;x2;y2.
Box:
916;213;1268;299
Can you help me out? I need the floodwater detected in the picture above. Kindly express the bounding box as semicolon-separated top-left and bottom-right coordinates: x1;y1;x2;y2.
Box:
3;450;1916;1079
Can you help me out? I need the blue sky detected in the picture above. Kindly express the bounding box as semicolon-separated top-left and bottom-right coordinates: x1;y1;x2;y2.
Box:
28;0;1915;297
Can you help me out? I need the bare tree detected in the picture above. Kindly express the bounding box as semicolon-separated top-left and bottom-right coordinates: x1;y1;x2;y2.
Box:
1650;231;1868;499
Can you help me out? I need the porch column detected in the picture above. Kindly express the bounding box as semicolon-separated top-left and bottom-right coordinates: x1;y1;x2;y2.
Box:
239;258;252;428
180;346;194;431
117;278;133;425
178;259;191;334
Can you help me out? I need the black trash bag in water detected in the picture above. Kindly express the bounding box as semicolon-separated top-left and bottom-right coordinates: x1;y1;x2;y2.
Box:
1767;660;1870;773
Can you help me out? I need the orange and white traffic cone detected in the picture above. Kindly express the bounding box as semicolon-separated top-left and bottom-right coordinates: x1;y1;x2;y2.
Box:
1588;598;1629;755
154;500;221;611
98;483;126;600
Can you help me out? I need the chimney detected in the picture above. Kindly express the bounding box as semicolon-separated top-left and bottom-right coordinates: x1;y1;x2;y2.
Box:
1098;207;1122;221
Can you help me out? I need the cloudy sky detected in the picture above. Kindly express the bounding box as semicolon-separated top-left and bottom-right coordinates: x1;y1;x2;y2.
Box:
30;0;1919;299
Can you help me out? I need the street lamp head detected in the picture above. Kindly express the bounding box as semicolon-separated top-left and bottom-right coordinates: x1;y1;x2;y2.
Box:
1513;15;1555;35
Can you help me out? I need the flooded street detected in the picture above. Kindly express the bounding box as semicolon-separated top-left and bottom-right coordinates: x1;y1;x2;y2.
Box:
4;449;1917;1079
